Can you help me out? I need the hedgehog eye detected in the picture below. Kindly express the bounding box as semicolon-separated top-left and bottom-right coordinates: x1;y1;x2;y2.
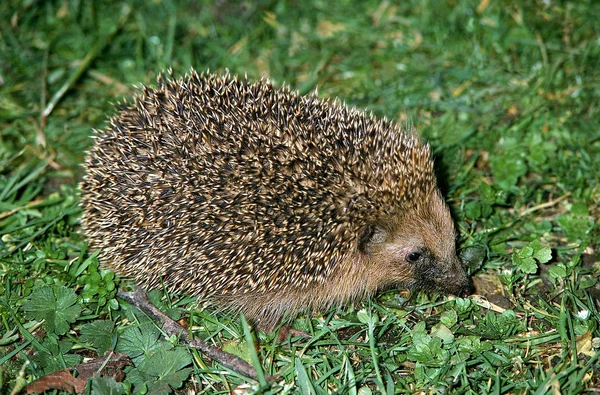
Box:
406;250;423;263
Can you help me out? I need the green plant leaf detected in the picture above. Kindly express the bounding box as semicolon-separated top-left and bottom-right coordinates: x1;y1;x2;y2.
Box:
532;245;552;264
22;285;82;335
431;323;454;344
472;310;524;340
490;154;528;190
439;310;458;328
295;357;316;395
33;337;82;374
80;320;116;355
126;347;193;394
517;246;534;259
116;322;164;362
115;322;192;393
548;263;567;279
512;240;553;274
407;325;447;365
139;346;192;378
513;254;537;274
147;368;194;394
89;373;125;395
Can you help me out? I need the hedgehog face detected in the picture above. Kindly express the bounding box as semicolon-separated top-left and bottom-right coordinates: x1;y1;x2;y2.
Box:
365;190;471;298
388;237;470;298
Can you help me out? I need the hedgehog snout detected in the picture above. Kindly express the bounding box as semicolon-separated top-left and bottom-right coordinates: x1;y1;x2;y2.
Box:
437;257;472;298
406;248;471;298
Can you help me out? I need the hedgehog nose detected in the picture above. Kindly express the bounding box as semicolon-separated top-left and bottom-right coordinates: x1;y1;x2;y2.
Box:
456;285;471;298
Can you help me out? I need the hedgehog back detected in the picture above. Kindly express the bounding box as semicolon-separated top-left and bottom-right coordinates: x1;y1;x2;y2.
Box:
81;71;435;298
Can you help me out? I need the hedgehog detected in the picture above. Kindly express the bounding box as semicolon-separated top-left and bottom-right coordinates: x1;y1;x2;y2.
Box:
80;70;471;329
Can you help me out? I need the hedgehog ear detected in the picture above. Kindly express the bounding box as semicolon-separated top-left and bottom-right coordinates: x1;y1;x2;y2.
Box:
357;224;388;252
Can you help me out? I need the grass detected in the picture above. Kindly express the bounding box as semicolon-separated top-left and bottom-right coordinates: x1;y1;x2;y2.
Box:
1;0;599;393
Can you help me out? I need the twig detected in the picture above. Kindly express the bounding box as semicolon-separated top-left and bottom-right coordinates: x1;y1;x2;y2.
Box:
116;288;268;382
87;70;130;93
481;192;571;235
0;198;45;220
517;192;571;218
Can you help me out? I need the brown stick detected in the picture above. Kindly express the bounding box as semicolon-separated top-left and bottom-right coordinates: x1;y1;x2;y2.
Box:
116;288;268;381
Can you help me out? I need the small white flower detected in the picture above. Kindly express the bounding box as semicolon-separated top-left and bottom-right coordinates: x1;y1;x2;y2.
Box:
577;310;589;320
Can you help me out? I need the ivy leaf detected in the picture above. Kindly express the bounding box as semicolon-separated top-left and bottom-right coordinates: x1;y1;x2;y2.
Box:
23;285;82;335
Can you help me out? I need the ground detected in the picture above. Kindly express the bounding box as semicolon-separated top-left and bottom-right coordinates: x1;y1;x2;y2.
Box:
0;0;599;393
